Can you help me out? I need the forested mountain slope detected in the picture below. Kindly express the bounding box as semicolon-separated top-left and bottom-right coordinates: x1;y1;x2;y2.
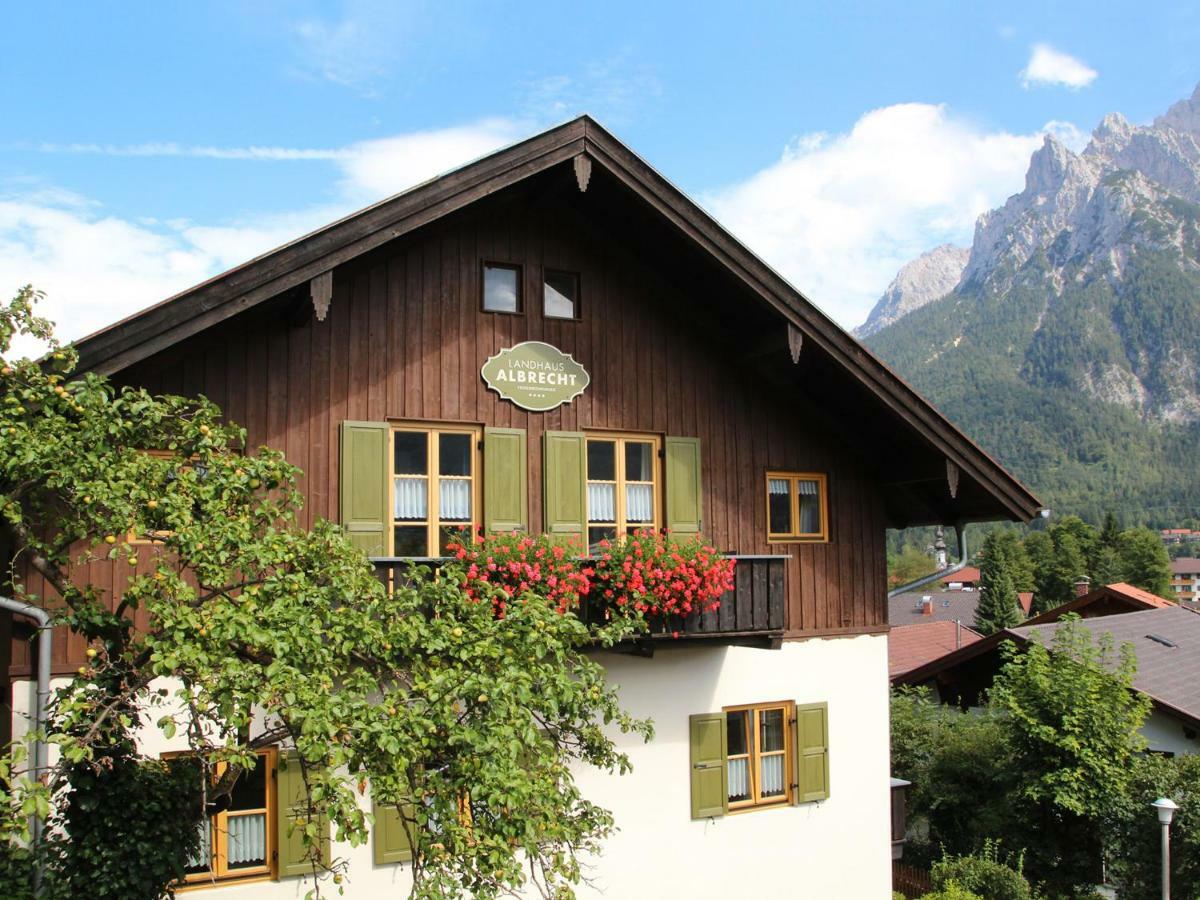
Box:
865;86;1200;524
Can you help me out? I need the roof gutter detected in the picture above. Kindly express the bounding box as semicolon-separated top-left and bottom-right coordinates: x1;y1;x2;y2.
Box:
1;596;52;881
887;524;968;600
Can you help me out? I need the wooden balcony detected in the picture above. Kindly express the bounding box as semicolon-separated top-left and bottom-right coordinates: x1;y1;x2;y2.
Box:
369;553;787;652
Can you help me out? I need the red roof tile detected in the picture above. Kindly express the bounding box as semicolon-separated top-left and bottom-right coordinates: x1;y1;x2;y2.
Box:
889;621;983;678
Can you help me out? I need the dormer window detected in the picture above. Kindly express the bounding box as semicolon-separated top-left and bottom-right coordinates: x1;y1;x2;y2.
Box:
482;262;521;314
544;269;579;319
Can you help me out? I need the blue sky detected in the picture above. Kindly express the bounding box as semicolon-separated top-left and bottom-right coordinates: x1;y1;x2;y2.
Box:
2;0;1197;344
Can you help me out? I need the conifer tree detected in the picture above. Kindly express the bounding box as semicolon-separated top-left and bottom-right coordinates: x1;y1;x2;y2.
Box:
975;532;1023;635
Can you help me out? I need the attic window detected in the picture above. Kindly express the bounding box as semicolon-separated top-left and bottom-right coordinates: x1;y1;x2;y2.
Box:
544;270;579;319
483;263;522;314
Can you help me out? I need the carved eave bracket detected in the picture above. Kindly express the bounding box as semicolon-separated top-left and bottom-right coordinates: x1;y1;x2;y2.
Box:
787;323;804;364
573;153;593;193
946;459;960;500
310;270;333;322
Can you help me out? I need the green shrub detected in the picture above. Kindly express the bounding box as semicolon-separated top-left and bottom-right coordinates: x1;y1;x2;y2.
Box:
931;841;1032;900
919;883;984;900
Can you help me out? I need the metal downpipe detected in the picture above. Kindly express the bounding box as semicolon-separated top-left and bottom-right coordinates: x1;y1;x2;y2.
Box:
886;524;969;599
1;596;52;882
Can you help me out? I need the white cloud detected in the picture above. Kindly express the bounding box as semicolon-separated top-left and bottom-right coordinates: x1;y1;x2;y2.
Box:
289;0;416;92
1020;44;1098;89
337;119;529;202
706;103;1075;329
38;142;349;161
1;119;526;357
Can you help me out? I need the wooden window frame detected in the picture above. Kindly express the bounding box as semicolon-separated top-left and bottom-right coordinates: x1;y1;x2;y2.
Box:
543;268;582;321
584;432;661;546
765;471;829;543
389;423;481;558
481;261;523;316
166;747;278;888
723;701;795;811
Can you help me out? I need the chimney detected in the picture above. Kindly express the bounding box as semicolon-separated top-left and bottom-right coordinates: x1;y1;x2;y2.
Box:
921;596;933;616
1074;577;1092;598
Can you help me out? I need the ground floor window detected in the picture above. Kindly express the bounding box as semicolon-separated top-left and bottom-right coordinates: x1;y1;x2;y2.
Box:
175;748;276;884
724;701;794;810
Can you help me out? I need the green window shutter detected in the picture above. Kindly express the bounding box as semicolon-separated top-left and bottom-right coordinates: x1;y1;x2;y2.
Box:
689;712;728;819
793;702;830;803
484;427;528;533
665;437;703;535
339;421;389;557
276;752;331;878
372;799;414;865
543;431;587;536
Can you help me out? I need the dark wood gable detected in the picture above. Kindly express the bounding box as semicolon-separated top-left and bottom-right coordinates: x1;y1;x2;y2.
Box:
12;116;1040;674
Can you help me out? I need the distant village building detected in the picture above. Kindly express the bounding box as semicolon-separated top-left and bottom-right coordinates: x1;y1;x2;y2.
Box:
887;575;1032;677
1171;558;1200;602
3;117;1039;898
894;583;1194;755
1161;528;1200;545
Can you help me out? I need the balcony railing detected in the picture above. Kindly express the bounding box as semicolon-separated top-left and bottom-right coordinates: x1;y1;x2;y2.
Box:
369;553;787;651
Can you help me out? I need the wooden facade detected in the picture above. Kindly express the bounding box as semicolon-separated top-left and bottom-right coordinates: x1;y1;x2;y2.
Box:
13;185;891;674
10;118;1039;677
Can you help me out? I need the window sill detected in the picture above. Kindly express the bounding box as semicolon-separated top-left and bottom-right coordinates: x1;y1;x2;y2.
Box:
726;798;794;816
767;536;828;544
176;873;275;892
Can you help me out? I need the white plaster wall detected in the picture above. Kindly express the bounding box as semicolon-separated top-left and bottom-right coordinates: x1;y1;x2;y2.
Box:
9;634;893;899
1141;708;1200;757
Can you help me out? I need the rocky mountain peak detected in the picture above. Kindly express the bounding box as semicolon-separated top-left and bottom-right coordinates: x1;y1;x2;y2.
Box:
1090;112;1133;152
855;244;969;338
1025;134;1077;196
1155;82;1200;136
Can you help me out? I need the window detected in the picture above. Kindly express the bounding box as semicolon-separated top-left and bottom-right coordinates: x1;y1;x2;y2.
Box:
725;702;793;810
585;433;659;550
482;262;521;313
392;425;479;557
174;748;277;885
765;471;828;542
543;269;579;319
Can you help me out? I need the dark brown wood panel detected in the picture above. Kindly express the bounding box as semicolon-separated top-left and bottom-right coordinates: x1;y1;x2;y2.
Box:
13;188;890;675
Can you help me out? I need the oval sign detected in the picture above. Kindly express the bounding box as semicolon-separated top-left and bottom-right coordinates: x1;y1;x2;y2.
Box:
481;341;590;412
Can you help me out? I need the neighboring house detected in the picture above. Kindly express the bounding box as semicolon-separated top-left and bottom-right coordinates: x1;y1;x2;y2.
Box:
888;587;1033;629
889;621;982;679
1171;558;1200;602
942;565;980;588
4;117;1039;898
895;589;1197;756
1161;528;1200;545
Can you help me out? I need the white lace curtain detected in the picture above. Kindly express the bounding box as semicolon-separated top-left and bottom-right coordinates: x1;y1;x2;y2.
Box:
394;477;428;520
587;483;615;522
626;483;653;522
760;756;785;797
439;479;471;521
227;813;267;865
728;758;749;801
